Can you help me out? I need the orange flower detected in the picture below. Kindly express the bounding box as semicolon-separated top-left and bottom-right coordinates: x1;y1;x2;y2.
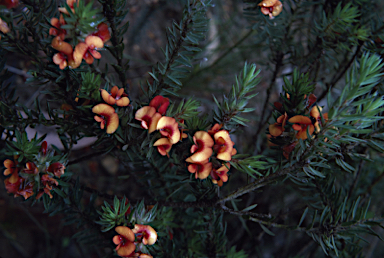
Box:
49;16;66;40
149;95;170;115
3;159;17;176
135;106;162;133
113;226;136;257
101;86;130;107
0;18;10;36
58;0;77;14
213;130;235;161
156;117;180;144
288;115;314;140
153;138;172;157
16;181;34;200
36;174;59;199
92;104;119;134
269;112;288;137
211;164;230;187
4;173;22;195
24;162;39;175
208;123;222;136
93;23;111;43
48;162;66;178
51;36;74;70
185;158;212;179
132;224;157;245
259;0;283;18
188;131;214;162
310;106;328;133
71;35;104;68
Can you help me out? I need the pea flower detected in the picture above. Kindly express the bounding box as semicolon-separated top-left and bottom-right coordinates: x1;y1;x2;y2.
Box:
48;162;66;178
213;130;235;161
135;106;162;133
101;86;130;107
149;95;170;115
288;115;314;140
36;174;59;199
3;158;17;176
156;117;180;144
92;104;119;134
49;16;66;40
259;0;283;18
310;106;328;133
113;226;136;257
51;36;73;70
72;35;104;68
188;131;214;162
58;0;77;14
0;18;10;38
211;164;230;187
208;123;222;136
132;224;158;245
269;112;288;137
153;138;173;157
4;173;22;196
92;23;111;43
185;158;212;180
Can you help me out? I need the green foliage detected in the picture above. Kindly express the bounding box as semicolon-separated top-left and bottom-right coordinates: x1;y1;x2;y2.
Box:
213;62;260;129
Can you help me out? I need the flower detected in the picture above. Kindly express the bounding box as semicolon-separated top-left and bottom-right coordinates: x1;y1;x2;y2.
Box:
149;95;170;115
92;103;119;134
101;86;130;107
16;181;34;200
49;16;66;40
72;35;104;68
135;106;162;133
24;162;39;175
51;36;74;70
40;141;48;156
0;18;10;36
211;164;230;187
213;130;235;161
258;0;283;18
3;159;17;176
288;115;314;140
185;158;212;180
132;224;157;245
153;138;173;157
58;0;77;15
269;112;288;137
208;123;222;136
0;0;19;9
36;174;59;199
93;23;111;43
188;131;214;162
4;173;22;195
113;226;136;257
48;162;66;178
156;117;180;144
310;105;328;133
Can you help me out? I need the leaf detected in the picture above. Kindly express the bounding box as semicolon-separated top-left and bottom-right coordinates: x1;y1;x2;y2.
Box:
259;223;275;236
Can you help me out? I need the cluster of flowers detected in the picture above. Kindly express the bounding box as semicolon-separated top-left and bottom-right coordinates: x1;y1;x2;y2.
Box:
3;141;66;200
268;94;328;159
113;225;157;258
259;0;283;19
0;0;19;40
49;0;111;69
92;86;130;134
186;124;236;187
135;96;187;157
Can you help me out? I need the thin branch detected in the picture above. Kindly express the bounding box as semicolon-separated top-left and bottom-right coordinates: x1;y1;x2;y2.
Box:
67;150;107;166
